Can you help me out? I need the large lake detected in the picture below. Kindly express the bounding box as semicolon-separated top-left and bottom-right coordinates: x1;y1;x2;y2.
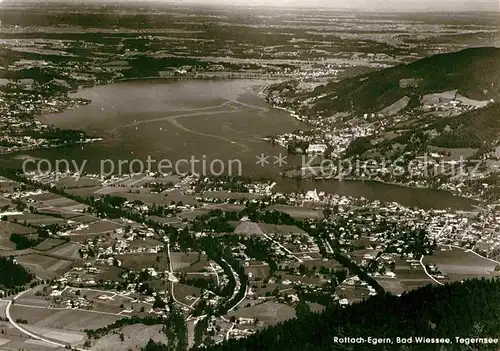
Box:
5;79;477;210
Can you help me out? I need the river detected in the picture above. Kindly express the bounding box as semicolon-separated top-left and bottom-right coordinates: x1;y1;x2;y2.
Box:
3;79;477;210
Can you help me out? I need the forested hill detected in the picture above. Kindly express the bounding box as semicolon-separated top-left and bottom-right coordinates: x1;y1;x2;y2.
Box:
200;279;500;351
295;47;500;117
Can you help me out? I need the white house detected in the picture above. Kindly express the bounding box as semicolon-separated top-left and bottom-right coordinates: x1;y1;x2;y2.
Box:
305;189;320;202
306;144;327;155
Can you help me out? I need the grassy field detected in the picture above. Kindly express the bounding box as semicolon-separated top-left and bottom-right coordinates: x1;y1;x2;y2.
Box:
375;277;406;295
70;215;102;224
9;214;67;226
244;264;271;280
173;283;202;305
15;254;73;279
268;205;323;219
37;209;83;220
233;221;264;235
228;301;295;326
0;220;36;250
54;177;101;189
170;252;206;271
89;295;134;314
89;323;168;351
11;304;122;333
393;258;436;291
35;195;82;209
177;209;210;220
204;203;245;212
15;286;51;308
46;242;82;260
71;220;124;235
423;246;499;282
113;191;174;206
34;239;67;251
116;253;159;270
259;223;306;234
95;265;127;282
0;221;36;236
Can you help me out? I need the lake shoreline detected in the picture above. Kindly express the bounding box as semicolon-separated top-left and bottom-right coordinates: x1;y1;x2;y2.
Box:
2;78;479;210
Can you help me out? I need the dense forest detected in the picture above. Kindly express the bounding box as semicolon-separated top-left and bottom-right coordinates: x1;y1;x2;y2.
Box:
200;278;500;351
0;256;33;289
302;47;500;117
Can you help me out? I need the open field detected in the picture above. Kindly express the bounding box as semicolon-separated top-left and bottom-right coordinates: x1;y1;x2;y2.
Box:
112;191;174;206
244;264;271;280
10;305;124;332
28;192;62;202
423;246;500;282
37;210;83;220
8;214;67;226
173;283;201;305
69;215;101;224
204;203;245;212
15;254;73;279
34;239;67;251
34;196;82;209
375;277;406;295
0;197;10;206
15;286;51;307
258;223;306;234
46;242;82;259
0;220;36;250
95;265;127;282
0;300;9;318
0;333;67;351
116;253;159;270
89;324;168;351
178;258;212;274
64;187;102;198
0;221;36;236
88;295;134;314
393;259;436;291
228;301;295;326
233;221;264;235
54;177;101;189
268;205;323;219
170;252;206;271
177;209;210;221
69;220;124;235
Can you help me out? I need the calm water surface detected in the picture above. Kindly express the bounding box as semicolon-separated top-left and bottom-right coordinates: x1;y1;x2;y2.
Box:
4;79;477;210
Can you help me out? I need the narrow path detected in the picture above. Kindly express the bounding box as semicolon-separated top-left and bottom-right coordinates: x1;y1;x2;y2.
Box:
167;242;194;311
419;255;444;286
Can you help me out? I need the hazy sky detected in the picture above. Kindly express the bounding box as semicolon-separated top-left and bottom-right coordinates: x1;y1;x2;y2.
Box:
177;0;500;12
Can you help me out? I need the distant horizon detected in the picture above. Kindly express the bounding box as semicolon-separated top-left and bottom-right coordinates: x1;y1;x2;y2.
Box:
2;0;500;13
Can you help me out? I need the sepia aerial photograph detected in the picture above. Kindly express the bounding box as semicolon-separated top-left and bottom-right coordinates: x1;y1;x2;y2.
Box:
0;0;499;350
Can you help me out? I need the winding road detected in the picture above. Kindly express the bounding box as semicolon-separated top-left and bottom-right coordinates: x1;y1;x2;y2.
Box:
6;289;88;351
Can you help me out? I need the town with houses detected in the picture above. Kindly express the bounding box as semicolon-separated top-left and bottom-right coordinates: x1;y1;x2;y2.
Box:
0;2;499;351
1;167;499;348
